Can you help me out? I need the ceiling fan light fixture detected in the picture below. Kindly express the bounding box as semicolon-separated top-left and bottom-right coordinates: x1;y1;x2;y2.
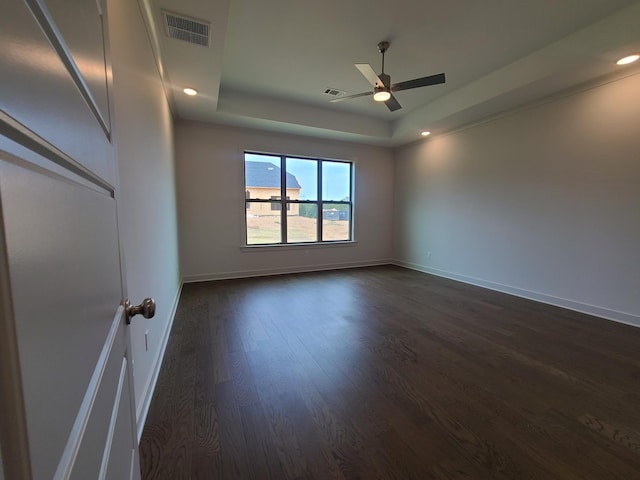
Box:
616;54;639;65
373;87;391;102
334;41;446;111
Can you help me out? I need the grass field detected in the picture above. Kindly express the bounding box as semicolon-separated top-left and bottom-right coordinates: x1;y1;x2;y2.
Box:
246;214;349;244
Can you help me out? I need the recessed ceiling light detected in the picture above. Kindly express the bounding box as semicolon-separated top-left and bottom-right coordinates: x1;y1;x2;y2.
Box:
616;54;639;65
183;87;198;96
421;131;431;137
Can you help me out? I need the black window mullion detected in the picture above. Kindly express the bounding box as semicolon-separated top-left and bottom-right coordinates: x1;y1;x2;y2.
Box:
280;156;287;244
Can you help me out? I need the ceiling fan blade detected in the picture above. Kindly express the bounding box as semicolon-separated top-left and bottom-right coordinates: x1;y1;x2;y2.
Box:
329;91;373;103
385;94;402;112
392;73;446;92
355;63;384;87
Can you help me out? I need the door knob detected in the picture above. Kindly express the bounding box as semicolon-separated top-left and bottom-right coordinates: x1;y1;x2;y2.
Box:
124;298;155;324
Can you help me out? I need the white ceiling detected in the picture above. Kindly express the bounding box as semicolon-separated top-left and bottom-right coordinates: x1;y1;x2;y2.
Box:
146;0;640;146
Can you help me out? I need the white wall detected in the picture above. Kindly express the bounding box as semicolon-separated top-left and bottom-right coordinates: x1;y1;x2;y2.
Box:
176;121;394;280
107;0;181;433
394;73;640;326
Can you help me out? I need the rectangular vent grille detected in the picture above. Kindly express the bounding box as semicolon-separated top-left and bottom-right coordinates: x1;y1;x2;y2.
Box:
323;88;346;97
163;11;210;47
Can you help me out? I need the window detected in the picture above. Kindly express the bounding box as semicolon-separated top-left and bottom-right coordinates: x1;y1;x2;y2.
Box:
244;152;353;245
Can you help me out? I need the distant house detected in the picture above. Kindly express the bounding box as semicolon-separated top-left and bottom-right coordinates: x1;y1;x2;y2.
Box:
245;161;301;215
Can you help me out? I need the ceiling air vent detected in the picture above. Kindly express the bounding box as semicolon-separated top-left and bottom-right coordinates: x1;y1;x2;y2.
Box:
323;88;346;97
162;11;210;47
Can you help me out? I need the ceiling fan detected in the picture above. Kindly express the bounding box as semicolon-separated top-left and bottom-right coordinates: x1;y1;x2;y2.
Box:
331;41;446;112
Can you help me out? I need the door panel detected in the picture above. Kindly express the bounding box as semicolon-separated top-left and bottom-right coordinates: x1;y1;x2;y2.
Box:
69;312;128;480
0;153;123;479
0;0;114;184
103;360;140;480
44;0;112;130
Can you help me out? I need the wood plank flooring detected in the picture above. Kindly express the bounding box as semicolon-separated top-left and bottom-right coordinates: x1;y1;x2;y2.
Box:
140;266;640;479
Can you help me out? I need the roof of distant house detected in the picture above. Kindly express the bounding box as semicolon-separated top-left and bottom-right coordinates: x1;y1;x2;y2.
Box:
245;161;301;189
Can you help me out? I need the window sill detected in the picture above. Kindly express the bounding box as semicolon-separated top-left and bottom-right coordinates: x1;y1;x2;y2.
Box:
241;241;357;252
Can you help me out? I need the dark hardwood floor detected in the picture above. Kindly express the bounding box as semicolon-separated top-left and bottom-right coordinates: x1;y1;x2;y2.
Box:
140;265;640;479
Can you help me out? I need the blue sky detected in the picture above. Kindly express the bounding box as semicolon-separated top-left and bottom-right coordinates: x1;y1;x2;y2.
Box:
246;153;350;201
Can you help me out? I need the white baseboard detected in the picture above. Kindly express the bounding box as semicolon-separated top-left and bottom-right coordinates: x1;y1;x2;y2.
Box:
393;260;640;328
182;259;392;283
135;281;183;442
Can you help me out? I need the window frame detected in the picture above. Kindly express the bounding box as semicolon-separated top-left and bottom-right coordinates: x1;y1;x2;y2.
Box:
244;151;354;246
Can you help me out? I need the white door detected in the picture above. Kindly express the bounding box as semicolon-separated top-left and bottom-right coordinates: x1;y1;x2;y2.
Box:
0;0;141;478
